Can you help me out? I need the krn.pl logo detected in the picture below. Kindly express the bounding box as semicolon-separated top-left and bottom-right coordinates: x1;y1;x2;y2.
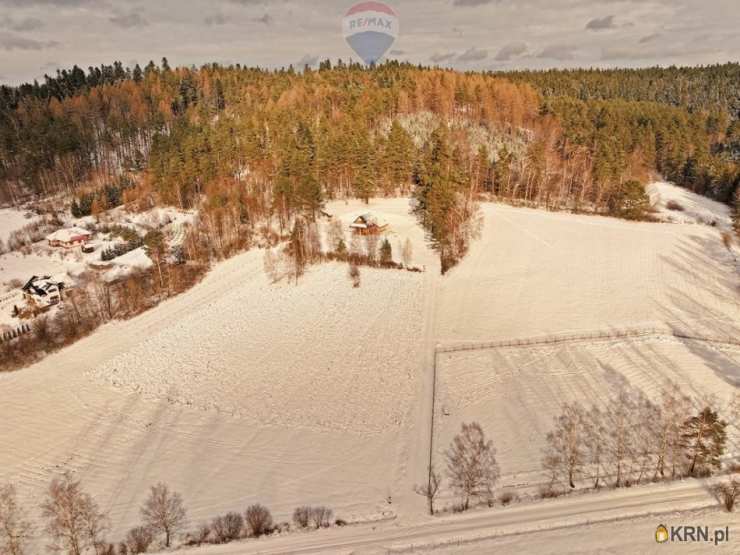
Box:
655;524;669;544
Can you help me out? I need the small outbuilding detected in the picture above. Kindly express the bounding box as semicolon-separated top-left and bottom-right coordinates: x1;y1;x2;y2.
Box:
349;213;389;235
47;227;92;248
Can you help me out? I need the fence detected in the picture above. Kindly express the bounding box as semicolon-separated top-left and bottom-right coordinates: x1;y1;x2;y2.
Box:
436;326;740;355
0;323;31;344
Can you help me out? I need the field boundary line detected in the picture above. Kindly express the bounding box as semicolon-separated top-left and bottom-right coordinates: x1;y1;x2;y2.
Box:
435;327;740;355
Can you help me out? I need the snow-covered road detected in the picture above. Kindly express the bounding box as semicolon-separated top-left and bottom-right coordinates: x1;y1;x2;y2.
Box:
167;478;731;554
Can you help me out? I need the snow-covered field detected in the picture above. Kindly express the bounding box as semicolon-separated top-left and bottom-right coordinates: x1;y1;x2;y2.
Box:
435;336;740;488
1;189;739;550
0;250;84;288
92;252;424;433
435;202;739;342
0;207;38;245
432;197;739;496
648;181;734;230
1;246;428;541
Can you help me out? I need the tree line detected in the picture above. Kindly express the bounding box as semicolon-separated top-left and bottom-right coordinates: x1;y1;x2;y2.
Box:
541;383;733;492
418;386;738;515
1;60;737;270
501;63;740;122
0;474;340;555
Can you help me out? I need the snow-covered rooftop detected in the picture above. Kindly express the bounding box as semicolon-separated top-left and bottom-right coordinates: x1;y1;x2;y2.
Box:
46;226;92;243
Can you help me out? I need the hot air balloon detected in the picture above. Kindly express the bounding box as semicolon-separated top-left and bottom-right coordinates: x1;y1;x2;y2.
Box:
342;2;399;66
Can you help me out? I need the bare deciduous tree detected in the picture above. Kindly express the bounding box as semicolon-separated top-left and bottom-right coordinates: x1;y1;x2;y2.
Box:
445;422;500;510
305;222;322;261
542;403;587;489
654;384;691;479
348;263;361;288
327;219;346;252
414;465;442;515
140;483;186;548
244;504;272;537
401;238;413;268
715;478;739;512
0;483;33;555
364;234;380;264
210;512;243;544
41;473;109;555
262;248;280;283
292;507;310;529
124;526;153;554
584;405;606;489
632;395;660;485
308;507;332;529
605;388;637;487
349;233;363;262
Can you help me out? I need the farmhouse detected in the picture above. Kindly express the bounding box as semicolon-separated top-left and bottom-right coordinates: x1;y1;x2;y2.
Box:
349;213;389;235
22;275;65;311
47;227;92;248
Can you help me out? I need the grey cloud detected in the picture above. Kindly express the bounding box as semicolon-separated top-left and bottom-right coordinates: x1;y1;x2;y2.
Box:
297;54;318;67
586;15;617;31
600;43;719;62
537;44;576;60
494;42;528;61
0;33;58;51
430;52;457;63
389;49;406;56
109;12;148;29
453;0;498;6
0;0;97;5
205;13;228;26
1;16;45;32
639;33;660;44
458;47;488;62
254;13;273;25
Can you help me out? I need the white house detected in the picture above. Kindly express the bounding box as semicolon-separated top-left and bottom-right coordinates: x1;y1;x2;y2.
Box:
22;275;65;311
47;227;92;248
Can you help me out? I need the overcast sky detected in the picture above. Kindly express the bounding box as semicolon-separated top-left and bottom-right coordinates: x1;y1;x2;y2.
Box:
0;0;738;85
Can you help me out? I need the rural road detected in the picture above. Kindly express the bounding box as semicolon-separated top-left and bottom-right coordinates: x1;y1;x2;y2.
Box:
170;478;722;554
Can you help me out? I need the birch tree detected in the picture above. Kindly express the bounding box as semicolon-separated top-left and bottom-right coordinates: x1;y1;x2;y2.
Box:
41;473;109;555
445;422;500;510
0;484;33;555
140;483;186;548
655;384;692;479
414;465;442;515
605;388;637;487
542;403;587;489
584;405;607;489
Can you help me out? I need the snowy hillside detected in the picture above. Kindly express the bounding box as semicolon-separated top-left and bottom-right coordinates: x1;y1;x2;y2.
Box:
648;181;733;230
1;193;738;552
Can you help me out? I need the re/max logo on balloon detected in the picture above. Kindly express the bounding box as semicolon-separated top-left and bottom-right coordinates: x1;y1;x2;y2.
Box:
346;17;394;32
342;2;399;66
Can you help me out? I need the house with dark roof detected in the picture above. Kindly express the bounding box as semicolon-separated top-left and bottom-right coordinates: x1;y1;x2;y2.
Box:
349;213;389;235
22;276;64;311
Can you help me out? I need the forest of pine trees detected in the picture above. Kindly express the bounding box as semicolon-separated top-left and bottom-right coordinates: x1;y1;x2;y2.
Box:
1;60;738;257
